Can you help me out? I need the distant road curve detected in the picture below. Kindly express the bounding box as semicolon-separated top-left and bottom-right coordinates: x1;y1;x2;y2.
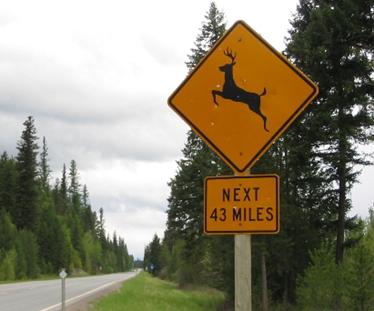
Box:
0;271;138;311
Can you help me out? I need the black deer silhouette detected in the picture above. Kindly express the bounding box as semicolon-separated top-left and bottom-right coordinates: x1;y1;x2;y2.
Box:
212;48;269;132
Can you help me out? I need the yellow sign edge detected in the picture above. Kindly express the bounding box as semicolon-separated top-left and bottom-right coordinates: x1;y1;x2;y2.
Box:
203;174;280;235
168;20;319;173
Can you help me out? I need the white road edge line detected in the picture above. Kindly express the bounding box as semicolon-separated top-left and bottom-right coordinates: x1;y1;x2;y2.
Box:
39;280;118;311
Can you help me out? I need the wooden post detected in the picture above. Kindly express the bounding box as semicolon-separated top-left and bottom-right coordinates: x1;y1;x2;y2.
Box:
235;169;251;311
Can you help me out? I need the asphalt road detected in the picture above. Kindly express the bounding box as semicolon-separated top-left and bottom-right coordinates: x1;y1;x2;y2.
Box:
0;271;137;311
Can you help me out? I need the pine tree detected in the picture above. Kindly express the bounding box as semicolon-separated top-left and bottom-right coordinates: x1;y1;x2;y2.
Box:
96;207;106;248
286;0;374;264
61;164;68;201
252;127;337;303
167;1;228;243
0;152;17;215
145;234;162;276
246;0;374;303
14;116;40;230
81;185;96;232
1;117;133;278
38;202;60;272
59;164;69;214
164;1;235;302
185;2;226;72
69;160;80;211
53;164;69;215
66;161;85;266
39;136;51;192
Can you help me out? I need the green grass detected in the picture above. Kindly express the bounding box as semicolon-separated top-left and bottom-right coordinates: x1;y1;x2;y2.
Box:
93;272;225;311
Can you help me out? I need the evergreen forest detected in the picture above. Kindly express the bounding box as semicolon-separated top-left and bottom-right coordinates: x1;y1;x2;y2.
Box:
0;116;133;281
144;1;374;310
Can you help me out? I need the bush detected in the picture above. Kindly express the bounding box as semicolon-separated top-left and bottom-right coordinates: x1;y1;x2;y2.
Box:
297;216;374;311
15;230;40;279
344;222;374;310
0;210;17;251
296;243;349;310
0;249;16;281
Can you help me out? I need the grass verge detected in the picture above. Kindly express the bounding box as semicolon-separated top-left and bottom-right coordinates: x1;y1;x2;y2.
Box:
93;272;225;311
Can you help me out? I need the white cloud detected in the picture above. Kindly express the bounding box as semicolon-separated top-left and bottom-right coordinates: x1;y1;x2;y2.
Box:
105;207;167;260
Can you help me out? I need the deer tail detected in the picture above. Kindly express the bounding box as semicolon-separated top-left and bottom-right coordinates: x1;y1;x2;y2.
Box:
260;88;267;96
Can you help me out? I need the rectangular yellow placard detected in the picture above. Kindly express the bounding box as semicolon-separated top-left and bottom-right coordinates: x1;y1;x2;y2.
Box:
204;175;279;234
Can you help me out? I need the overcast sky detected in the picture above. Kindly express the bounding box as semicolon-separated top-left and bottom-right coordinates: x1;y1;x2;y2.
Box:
0;0;373;259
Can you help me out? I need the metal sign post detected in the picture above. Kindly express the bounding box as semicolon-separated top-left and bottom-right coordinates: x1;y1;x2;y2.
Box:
235;234;251;310
234;169;251;311
59;268;67;311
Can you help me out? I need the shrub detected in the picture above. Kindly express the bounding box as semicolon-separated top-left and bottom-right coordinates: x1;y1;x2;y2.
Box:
0;249;16;281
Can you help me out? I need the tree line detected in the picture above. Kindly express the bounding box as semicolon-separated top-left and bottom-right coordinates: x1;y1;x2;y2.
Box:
145;1;373;310
0;116;133;281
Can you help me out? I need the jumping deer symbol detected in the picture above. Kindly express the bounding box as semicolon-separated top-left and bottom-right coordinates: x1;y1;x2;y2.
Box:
212;48;269;132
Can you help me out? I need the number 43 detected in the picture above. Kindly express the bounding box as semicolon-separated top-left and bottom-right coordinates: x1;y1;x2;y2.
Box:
210;208;227;221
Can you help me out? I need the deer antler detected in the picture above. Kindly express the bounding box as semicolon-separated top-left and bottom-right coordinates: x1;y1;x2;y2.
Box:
224;48;236;63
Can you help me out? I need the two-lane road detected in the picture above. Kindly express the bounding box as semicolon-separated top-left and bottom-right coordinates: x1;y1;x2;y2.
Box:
0;271;137;311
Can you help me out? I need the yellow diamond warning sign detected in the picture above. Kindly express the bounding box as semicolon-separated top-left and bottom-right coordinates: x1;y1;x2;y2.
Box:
204;175;279;234
168;20;318;173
